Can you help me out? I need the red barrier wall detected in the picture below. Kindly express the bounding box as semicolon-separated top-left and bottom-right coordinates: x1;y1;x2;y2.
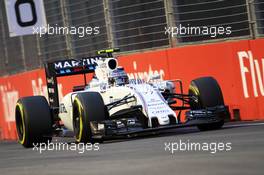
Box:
1;38;264;140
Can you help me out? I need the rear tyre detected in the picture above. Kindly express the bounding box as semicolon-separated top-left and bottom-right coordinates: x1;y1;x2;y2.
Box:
15;96;53;148
73;92;107;143
189;77;225;131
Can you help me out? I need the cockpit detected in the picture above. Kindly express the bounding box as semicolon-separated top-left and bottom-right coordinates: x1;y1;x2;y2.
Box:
108;67;129;86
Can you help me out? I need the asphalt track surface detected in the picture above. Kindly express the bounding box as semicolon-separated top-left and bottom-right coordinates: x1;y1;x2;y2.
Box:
0;121;263;175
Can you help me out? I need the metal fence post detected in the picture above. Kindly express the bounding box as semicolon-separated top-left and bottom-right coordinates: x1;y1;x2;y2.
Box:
36;35;42;67
60;0;73;58
246;0;257;39
0;7;8;69
19;36;26;71
103;0;114;49
164;0;177;47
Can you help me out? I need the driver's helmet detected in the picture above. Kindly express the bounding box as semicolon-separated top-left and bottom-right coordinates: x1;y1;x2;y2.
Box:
108;67;129;86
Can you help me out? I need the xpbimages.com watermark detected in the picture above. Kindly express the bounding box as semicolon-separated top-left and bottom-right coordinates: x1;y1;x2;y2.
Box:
33;24;100;37
32;140;100;154
164;140;232;154
165;24;232;38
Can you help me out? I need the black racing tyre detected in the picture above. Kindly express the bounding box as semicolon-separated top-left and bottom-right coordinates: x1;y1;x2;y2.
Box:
189;77;225;131
15;96;53;148
73;92;107;143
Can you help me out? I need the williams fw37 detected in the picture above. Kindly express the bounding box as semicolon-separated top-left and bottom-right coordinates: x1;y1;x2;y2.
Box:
15;49;229;147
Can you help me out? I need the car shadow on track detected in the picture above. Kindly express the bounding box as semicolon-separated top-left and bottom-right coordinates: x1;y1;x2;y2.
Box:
57;121;263;145
101;124;235;144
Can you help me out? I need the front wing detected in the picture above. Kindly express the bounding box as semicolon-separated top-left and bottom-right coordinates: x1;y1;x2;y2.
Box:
90;105;229;139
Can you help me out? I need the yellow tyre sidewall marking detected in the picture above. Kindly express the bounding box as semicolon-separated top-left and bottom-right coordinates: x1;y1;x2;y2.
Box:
75;98;84;142
16;103;26;145
189;84;200;96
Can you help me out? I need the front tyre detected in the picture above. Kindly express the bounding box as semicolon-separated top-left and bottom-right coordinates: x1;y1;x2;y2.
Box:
15;96;53;148
189;77;225;131
73;92;107;143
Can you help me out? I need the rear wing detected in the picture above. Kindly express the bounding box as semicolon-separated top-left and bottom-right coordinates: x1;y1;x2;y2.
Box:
44;56;102;113
44;48;120;118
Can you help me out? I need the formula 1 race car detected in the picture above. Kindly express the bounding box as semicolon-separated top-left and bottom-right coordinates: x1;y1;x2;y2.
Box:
15;49;229;147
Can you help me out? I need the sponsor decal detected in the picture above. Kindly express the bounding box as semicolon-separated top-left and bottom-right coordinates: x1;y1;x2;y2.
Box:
53;57;102;70
237;50;264;98
127;61;165;81
0;84;19;122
